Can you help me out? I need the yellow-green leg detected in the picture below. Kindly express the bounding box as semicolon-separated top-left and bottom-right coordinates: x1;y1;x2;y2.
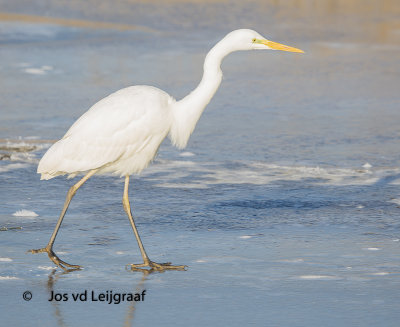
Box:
123;175;186;272
28;169;97;271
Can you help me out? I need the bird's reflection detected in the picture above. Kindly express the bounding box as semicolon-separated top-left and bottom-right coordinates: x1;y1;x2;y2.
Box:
123;270;148;327
45;268;156;327
47;269;68;327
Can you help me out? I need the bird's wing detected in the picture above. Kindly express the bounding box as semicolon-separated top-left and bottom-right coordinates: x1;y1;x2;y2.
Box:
38;86;173;178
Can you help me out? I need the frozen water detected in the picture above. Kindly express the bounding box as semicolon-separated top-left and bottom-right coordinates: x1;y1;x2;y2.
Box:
0;257;13;262
1;1;400;326
12;209;39;217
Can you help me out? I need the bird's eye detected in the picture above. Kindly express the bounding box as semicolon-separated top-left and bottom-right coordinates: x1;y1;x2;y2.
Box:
252;38;257;43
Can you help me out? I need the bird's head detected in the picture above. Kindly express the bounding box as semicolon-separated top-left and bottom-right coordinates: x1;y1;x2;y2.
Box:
222;29;304;53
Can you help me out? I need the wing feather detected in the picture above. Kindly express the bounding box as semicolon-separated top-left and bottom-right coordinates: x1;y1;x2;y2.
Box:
38;86;174;179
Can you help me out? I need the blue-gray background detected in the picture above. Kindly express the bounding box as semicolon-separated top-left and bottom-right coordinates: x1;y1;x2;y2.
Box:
1;1;399;326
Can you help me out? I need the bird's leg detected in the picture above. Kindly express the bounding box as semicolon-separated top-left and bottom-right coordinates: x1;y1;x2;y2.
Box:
123;175;186;272
29;169;97;271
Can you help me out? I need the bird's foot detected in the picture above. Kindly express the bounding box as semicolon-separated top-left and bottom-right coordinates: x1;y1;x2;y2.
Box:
28;246;81;271
128;260;187;273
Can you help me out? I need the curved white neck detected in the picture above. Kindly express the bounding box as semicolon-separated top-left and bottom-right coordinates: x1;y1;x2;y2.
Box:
181;44;226;107
169;41;232;149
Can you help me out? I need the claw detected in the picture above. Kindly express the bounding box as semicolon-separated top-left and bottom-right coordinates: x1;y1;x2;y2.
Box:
28;246;81;271
128;260;187;273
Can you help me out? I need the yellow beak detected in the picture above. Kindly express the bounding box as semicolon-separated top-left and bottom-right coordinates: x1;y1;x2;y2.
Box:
257;39;304;53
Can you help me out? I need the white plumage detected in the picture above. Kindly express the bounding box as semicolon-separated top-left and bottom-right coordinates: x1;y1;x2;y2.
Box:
38;86;175;179
30;29;303;271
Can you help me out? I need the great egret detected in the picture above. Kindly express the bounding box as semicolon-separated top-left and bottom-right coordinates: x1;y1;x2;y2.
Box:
29;29;303;271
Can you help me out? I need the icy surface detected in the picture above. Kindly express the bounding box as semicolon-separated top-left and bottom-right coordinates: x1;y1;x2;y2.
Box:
1;1;400;326
12;209;39;217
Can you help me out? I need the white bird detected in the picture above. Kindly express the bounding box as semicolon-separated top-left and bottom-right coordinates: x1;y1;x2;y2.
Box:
29;29;303;272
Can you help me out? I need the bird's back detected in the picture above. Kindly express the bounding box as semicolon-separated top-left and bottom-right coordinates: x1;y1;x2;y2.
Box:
38;85;176;180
